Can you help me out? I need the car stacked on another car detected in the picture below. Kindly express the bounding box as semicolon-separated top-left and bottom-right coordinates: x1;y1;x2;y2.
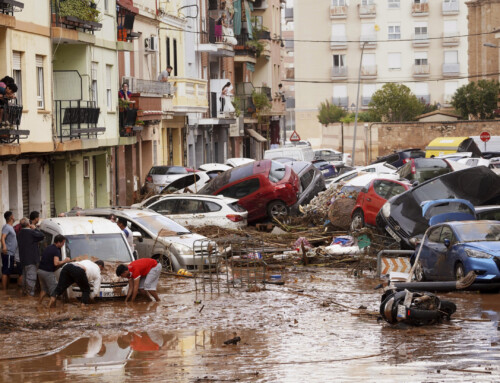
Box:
142;166;196;194
199;160;300;222
397;158;453;184
312;160;337;179
373;149;425;168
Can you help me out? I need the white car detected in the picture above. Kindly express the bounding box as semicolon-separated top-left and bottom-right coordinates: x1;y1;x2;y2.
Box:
144;195;248;229
457;157;491;168
437;152;473;161
225;158;255;168
326;162;397;187
199;163;231;178
313;148;346;167
160;171;211;194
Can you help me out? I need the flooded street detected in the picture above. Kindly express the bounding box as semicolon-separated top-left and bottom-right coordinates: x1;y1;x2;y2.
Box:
1;268;499;382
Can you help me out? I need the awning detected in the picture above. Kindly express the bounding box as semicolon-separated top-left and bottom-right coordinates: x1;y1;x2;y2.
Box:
117;0;139;14
246;128;267;142
244;0;253;37
233;0;242;35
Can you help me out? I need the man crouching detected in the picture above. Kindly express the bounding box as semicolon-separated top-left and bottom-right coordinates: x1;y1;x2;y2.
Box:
116;258;161;303
48;259;104;308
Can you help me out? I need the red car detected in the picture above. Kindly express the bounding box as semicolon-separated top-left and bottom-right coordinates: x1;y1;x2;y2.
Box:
351;178;411;230
199;160;300;222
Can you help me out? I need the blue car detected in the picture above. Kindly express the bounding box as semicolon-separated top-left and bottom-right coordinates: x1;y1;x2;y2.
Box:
413;221;500;282
312;160;336;179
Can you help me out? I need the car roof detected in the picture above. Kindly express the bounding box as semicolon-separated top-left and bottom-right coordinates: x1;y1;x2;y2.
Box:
74;207;162;220
437;220;500;227
150;194;239;204
40;217;123;235
283;160;312;173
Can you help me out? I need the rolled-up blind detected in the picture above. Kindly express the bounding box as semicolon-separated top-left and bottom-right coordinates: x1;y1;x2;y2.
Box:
13;52;21;70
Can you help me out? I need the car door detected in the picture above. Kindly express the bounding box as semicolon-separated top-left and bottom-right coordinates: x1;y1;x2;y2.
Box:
175;198;209;227
217;178;261;218
419;226;444;280
123;219;155;260
364;180;392;225
438;225;457;280
149;199;179;217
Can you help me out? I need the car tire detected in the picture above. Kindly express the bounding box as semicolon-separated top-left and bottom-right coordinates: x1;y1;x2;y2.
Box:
414;261;426;282
454;262;465;281
267;200;288;220
350;210;365;231
153;254;173;272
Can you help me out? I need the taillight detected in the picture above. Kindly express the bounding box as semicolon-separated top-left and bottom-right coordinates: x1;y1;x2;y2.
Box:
226;214;243;222
146;175;153;183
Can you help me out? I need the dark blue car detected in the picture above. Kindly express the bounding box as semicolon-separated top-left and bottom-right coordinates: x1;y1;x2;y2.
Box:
312;160;336;179
413;221;500;282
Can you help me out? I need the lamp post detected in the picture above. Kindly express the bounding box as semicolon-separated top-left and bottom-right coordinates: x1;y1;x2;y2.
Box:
351;41;367;167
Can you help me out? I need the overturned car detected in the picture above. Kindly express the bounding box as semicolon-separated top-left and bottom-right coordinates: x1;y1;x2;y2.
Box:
376;167;500;249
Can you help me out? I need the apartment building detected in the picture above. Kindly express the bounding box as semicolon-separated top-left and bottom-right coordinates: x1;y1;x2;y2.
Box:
294;0;468;149
283;3;295;137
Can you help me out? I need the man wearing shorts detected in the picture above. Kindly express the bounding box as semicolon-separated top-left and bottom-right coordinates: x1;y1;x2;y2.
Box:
37;235;71;303
1;211;20;290
116;258;161;302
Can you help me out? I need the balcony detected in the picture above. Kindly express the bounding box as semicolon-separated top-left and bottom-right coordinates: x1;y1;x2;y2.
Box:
413;64;430;77
253;0;268;9
286;67;294;79
331;66;348;80
358;4;376;18
236;96;257;119
285;7;293;22
412;3;429;16
332;97;348;108
412;33;429;47
442;63;460;76
330;5;348;19
197;18;235;57
51;0;102;44
331;36;347;49
119;107;140;137
442;1;459;15
116;0;139;51
0;0;23;28
173;78;209;114
129;94;163;121
126;78;174;97
234;35;257;63
360;35;377;48
0;101;27;144
360;65;377;79
442;31;459;46
417;94;431;104
125;77;174;121
54;100;105;140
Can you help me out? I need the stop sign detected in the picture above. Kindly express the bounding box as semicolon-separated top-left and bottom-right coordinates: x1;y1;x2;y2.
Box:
480;131;491;142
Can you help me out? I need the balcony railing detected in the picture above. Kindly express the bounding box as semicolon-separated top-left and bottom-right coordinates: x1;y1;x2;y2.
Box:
51;0;102;33
412;33;429;46
119;107;140;137
358;4;376;18
413;64;430;76
330;5;348;19
332;97;348;108
331;66;348;78
331;36;347;49
236;96;257;118
443;63;460;75
442;1;459;15
235;35;257;58
173;78;208;113
255;86;273;101
361;65;377;78
125;78;174;97
417;94;431;104
412;2;429;16
117;1;138;43
442;31;459;46
0;101;27;144
360;35;377;48
0;0;23;16
54;100;105;140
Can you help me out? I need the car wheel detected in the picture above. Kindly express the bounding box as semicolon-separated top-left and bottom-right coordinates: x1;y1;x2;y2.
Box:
267;200;288;220
350;210;365;231
414;261;426;282
153;254;173;272
454;262;465;281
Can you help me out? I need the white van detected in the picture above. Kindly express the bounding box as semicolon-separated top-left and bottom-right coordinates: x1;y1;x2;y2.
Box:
39;217;135;299
264;146;314;162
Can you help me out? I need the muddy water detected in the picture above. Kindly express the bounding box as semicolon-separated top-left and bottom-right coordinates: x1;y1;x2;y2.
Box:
0;269;499;382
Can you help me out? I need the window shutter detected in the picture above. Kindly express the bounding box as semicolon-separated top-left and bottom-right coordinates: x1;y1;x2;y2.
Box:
35;55;43;67
13;52;21;70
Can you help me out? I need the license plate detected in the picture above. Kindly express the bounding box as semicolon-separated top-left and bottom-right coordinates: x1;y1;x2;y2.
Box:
386;226;401;242
100;291;119;298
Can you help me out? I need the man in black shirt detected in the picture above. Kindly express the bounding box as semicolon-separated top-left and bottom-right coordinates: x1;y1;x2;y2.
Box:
17;217;44;296
37;235;70;303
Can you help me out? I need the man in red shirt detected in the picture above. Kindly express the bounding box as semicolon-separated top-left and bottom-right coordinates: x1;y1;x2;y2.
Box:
116;258;161;302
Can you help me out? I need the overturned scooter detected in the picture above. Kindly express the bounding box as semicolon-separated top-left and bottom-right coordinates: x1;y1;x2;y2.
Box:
378;287;457;326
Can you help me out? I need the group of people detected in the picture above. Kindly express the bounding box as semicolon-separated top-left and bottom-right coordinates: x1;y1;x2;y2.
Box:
1;211;162;307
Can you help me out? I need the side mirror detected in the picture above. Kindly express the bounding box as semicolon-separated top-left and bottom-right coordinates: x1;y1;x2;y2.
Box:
133;231;143;242
444;238;451;248
409;237;421;246
412;181;419;187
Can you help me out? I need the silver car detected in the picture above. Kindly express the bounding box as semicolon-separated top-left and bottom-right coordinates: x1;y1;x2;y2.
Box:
142;166;192;193
71;208;219;272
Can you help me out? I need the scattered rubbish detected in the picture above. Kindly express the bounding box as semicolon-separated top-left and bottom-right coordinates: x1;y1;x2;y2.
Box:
271;226;287;235
223;336;241;345
270;274;282;280
194;300;202;304
198;305;205;313
331;236;354;247
294;237;312;250
177;269;194;277
325;244;363;256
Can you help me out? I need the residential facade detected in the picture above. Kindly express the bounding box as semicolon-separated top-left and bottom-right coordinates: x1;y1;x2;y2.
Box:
294;0;469;151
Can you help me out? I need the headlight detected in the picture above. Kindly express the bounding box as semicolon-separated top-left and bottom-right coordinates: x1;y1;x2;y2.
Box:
381;202;391;218
172;243;194;256
465;249;492;259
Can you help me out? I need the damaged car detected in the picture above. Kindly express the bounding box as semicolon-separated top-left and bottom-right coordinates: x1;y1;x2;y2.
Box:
376;167;500;249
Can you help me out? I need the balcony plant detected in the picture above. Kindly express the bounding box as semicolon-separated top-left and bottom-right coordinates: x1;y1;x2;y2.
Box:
55;0;101;23
252;90;271;123
232;96;241;117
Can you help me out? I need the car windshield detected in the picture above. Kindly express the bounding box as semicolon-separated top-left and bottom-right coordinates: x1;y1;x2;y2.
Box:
313;161;328;168
134;214;191;236
423;201;474;219
416;168;451;183
149;166;171;175
143;195;163;208
455;223;500;243
167;167;188;175
415;158;449;169
65;234;132;262
269;161;286;183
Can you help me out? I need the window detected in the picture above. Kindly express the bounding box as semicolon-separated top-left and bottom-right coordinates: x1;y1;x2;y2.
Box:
414;82;429;97
204;201;222;212
414;51;428;66
173;38;178;76
333;54;345;68
388;53;401;69
12;51;22;105
332;0;346;5
152;199;179;215
388;0;400;8
106;64;112;111
362;0;374;4
104;0;108;11
253;16;263;30
331;23;346;41
414;0;427;3
362;53;376;67
218;178;260;199
388;183;407;198
439;226;455;244
269;161;286;183
388;24;400;40
300;169;315;190
414;22;428;37
373;181;393;198
362;84;376;105
444;81;458;101
177;199;206;214
36;55;44;109
333;85;347;106
91;62;98;104
427;226;442;243
444;50;458;64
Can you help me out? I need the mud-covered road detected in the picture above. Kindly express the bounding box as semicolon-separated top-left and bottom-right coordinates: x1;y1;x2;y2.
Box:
0;268;499;382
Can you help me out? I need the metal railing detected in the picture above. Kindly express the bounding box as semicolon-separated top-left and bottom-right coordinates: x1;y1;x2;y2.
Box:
359;4;376;17
412;2;429;15
0;101;27;144
255;86;272;101
361;65;377;77
331;35;347;49
54;100;105;140
332;97;348;108
330;5;348;18
0;0;23;16
442;1;459;14
331;66;348;77
412;33;429;45
413;64;430;75
237;96;257;118
51;0;102;33
442;63;460;74
119;107;139;137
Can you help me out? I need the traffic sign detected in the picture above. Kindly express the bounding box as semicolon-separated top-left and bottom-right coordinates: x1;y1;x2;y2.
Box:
480;131;491;143
289;130;301;142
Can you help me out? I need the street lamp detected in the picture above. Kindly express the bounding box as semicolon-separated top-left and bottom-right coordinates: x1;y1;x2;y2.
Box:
351;41;367;167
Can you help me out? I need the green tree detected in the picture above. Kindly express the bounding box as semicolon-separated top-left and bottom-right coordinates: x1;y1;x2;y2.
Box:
368;83;425;122
317;100;347;125
451;80;500;120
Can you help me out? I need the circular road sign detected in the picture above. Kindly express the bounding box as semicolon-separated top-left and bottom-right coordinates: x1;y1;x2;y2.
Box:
480;131;491;143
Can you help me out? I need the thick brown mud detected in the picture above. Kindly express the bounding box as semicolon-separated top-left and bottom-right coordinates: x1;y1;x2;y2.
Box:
0;269;499;382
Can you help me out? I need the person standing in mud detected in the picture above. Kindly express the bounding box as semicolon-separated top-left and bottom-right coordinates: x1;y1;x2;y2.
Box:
117;217;134;251
115;258;161;303
1;211;20;290
48;259;104;307
37;234;70;303
17;217;44;296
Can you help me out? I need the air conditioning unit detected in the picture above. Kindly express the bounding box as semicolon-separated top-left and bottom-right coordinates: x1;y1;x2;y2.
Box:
144;36;158;52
